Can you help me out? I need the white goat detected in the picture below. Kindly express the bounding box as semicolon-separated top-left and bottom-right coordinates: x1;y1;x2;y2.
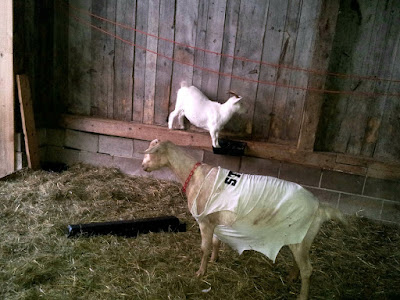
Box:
141;139;347;300
168;81;244;148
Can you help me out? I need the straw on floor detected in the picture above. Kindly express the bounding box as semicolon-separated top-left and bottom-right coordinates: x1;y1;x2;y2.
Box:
0;164;399;299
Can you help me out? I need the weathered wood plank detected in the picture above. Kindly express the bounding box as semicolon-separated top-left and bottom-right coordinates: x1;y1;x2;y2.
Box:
170;0;198;112
61;114;212;148
114;0;135;121
60;114;400;180
201;0;227;100
252;0;289;140
0;0;14;178
143;0;160;125
333;0;379;154
132;1;149;122
154;0;175;126
192;0;209;89
91;0;116;118
68;0;92;115
269;0;302;143
216;0;240;101
284;0;321;144
17;75;40;170
374;13;400;162
346;0;386;155
314;0;364;153
297;0;340;151
362;0;400;157
53;0;69;119
228;0;269;137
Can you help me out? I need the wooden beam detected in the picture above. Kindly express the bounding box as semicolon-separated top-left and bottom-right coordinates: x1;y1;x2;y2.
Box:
0;0;14;178
297;0;340;151
60;114;400;180
17;75;40;170
60;114;213;149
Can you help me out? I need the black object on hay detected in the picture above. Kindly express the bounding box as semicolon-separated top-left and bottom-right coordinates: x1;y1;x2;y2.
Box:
212;138;247;156
67;216;186;238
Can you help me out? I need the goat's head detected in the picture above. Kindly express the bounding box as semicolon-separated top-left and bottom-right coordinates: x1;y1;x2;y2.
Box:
226;91;245;114
141;139;170;172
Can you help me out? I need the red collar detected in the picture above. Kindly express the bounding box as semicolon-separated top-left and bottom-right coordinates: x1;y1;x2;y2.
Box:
182;162;202;194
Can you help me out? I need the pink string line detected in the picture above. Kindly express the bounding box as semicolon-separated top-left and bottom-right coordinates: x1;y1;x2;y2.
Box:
65;0;400;84
63;1;400;98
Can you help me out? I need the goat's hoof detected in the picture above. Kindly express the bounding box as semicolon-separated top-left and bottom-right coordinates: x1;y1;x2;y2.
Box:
210;256;219;263
196;270;205;278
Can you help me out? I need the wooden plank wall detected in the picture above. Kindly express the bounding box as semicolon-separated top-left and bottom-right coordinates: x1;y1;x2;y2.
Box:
64;0;324;147
316;0;400;161
61;0;400;161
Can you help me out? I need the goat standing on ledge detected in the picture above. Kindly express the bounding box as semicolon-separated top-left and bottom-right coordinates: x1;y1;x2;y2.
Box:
141;139;347;300
168;81;244;148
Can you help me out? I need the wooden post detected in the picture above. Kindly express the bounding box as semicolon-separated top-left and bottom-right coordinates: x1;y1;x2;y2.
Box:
17;75;41;170
297;0;340;151
0;0;14;178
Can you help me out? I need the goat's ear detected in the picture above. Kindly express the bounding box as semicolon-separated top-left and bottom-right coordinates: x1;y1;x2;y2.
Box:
227;90;242;101
142;139;161;154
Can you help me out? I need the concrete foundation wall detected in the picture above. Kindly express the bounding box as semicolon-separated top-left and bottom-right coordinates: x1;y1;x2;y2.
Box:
39;128;400;225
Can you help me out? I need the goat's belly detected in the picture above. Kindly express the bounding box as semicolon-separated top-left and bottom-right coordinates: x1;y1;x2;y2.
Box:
193;167;319;262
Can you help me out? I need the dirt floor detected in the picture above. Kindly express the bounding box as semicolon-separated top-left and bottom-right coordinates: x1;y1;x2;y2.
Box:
0;164;399;299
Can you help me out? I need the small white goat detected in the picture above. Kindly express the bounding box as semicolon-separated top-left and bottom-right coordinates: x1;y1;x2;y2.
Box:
141;139;347;300
168;81;244;148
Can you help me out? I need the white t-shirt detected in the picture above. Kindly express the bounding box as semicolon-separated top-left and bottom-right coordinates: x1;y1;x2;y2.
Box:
191;167;319;262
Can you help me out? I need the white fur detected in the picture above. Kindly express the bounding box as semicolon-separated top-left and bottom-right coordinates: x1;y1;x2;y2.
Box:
168;82;244;148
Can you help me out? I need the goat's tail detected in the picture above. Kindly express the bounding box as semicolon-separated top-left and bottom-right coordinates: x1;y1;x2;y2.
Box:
180;81;189;88
320;204;348;226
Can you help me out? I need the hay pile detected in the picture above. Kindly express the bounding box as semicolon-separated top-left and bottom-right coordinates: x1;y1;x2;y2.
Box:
0;164;399;299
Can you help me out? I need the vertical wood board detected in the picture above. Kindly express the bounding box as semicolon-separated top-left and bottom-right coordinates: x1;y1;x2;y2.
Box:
252;0;289;140
132;1;149;122
192;0;209;89
228;0;269;136
284;0;321;143
0;0;14;178
17;75;40;170
114;0;136;121
143;0;160;125
269;0;302;143
91;0;116;118
68;0;92;115
217;0;240;101
154;0;175;125
170;0;199;111
201;0;227;100
298;0;340;151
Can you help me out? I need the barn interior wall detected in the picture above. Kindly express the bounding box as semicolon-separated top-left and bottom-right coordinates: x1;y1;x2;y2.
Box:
315;0;400;161
62;0;328;146
13;0;400;161
10;0;400;223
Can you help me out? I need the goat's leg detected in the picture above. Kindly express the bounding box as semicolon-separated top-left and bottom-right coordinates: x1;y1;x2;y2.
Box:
196;221;215;277
210;235;220;262
289;216;324;300
209;129;220;148
176;110;185;129
168;110;178;129
289;243;312;300
168;109;185;129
